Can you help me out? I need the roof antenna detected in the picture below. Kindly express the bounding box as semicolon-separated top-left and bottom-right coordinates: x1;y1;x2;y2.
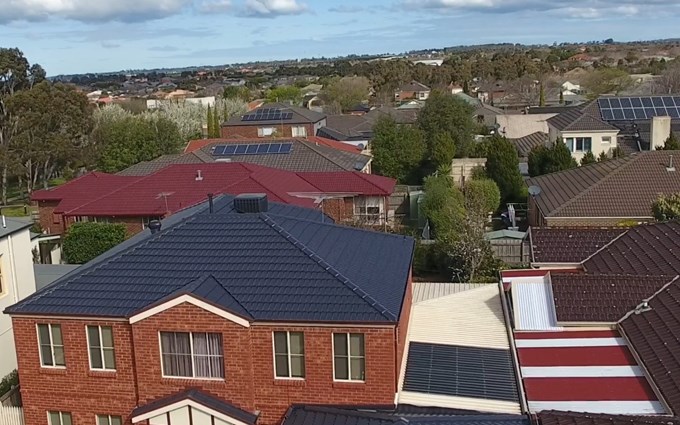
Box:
668;155;676;172
1;215;6;229
196;170;204;181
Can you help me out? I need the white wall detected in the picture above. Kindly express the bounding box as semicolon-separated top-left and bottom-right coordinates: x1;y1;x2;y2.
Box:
0;228;37;378
559;130;619;163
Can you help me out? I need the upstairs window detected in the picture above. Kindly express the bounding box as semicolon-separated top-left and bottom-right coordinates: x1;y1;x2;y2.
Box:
37;324;65;367
333;333;365;381
257;127;275;137
273;331;305;379
292;126;307;137
87;325;116;371
575;137;592;152
48;412;72;425
602;136;612;144
97;415;122;425
160;332;224;379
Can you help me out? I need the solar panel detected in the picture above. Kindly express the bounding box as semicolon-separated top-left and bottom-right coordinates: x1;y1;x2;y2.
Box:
257;144;269;154
213;145;227;155
280;143;292;153
235;144;248;154
269;143;282;153
224;145;237;155
598;96;680;121
245;144;258;154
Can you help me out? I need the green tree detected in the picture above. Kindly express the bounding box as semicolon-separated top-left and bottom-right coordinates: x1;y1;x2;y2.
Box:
583;68;633;98
8;81;93;192
539;83;545;106
417;91;475;163
464;178;501;216
656;133;680;150
207;105;215;138
0;370;18;397
485;135;524;203
528;140;578;177
597;151;609;162
94;115;182;172
420;172;465;239
652;193;680;221
371;116;426;183
580;150;597;166
321;76;371;112
223;85;250;101
266;85;302;105
63;222;127;264
212;105;221;138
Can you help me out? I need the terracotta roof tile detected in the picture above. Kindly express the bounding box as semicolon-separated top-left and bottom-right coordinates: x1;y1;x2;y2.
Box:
551;274;673;323
530;227;626;264
510;131;548;157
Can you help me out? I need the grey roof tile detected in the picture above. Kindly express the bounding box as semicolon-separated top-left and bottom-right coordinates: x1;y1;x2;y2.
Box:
6;195;413;323
547;109;618;132
510;132;548;157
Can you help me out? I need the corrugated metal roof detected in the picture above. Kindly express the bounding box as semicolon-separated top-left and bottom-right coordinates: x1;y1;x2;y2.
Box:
511;277;562;332
413;282;487;304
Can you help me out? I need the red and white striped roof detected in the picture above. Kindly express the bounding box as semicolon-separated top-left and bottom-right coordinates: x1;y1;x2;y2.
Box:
515;330;666;415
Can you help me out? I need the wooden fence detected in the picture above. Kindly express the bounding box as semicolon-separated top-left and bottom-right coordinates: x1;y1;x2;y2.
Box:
0;406;24;425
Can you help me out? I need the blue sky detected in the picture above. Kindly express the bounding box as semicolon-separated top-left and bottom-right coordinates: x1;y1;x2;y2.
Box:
1;0;679;75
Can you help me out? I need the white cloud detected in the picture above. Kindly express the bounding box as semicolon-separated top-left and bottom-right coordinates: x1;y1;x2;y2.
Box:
244;0;307;17
199;0;233;13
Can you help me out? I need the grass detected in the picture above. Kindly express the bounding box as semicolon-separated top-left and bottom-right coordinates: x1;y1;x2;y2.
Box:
0;205;35;217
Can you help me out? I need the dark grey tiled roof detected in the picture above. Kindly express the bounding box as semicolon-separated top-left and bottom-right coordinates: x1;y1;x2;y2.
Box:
0;217;33;239
320;115;374;141
365;107;419;125
526;151;680;218
33;265;81;291
132;389;258;424
547;109;618;132
399;81;431;92
6;195;414;322
224;103;326;126
283;406;530;425
510;131;547;157
117;139;370;176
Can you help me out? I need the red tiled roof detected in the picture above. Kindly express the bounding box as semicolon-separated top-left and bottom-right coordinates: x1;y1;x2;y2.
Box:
620;276;680;415
539;410;680;425
530;227;626;264
514;330;665;415
184;139;224;153
304;136;363;153
38;163;395;217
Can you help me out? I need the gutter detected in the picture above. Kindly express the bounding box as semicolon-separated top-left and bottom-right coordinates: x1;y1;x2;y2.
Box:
498;280;529;414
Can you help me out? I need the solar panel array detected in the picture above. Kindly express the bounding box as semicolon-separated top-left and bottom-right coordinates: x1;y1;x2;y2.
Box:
241;108;294;122
598;96;680;121
212;143;293;156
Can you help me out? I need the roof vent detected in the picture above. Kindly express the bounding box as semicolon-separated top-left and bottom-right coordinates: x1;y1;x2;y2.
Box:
215;158;232;163
148;220;162;234
353;161;364;171
668;155;675;172
233;194;268;213
195;170;204;181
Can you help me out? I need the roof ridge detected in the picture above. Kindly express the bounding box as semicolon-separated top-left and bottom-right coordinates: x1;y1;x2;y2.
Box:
259;214;397;321
618;275;680;323
299;138;354;171
353;171;389;193
580;228;631;270
547;155;638;217
189;273;255;319
62;172;148;215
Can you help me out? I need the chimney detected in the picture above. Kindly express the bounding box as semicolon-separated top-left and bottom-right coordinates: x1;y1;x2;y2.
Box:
148;220;162;234
650;116;671;150
233;194;268;213
195;170;204;181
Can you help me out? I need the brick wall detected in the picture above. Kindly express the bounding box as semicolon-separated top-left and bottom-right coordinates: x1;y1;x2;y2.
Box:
12;318;138;425
36;201;63;235
321;198;354;223
221;124;316;139
395;277;412;386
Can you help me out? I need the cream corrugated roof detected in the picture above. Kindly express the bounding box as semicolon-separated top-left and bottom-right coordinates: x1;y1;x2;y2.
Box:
412;282;487;303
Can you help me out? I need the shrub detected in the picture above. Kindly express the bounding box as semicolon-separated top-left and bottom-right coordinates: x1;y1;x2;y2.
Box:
63;222;127;264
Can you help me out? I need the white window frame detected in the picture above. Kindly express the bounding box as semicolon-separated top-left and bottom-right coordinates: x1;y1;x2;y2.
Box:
158;331;224;380
353;197;383;222
37;324;65;368
564;137;574;152
602;136;612;144
257;127;275;137
574;137;592;152
96;414;122;425
47;411;72;425
332;333;365;382
272;331;305;380
291;126;307;137
87;325;116;371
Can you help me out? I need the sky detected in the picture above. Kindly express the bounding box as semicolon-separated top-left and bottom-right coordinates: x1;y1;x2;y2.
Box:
1;0;679;76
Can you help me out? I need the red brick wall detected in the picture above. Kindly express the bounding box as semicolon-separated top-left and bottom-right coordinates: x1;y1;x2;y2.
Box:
36;201;63;235
12;318;138;425
59;216;148;237
395;276;412;387
321;198;354;223
221;124;315;139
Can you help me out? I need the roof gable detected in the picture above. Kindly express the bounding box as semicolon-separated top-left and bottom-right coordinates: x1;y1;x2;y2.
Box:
547;109;618;132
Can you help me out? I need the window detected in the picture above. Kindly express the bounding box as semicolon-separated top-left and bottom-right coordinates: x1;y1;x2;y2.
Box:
273;332;305;379
97;415;122;425
564;137;574;152
602;136;612;144
333;333;365;381
292;126;307;137
257;127;275;137
354;197;383;222
37;324;65;367
87;326;116;370
48;412;72;425
160;332;224;379
575;137;592;152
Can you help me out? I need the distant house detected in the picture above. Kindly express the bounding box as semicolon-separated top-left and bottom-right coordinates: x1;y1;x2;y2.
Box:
222;104;326;139
147;96;215;110
394;81;430;101
546;108;620;162
526;151;680;227
497;113;557;139
32;163;395;236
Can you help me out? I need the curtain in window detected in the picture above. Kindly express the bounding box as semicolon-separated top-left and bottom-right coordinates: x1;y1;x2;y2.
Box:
193;333;224;378
161;332;192;377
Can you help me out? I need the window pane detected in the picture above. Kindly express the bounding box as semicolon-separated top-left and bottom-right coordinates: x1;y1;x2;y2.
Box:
38;325;50;345
289;333;304;355
193;333;208;355
53;346;65;366
333;334;347;356
274;332;288;355
101;327;114;348
291;356;305;378
175;333;191;354
111;416;122;425
87;326;101;348
90;348;103;369
41;345;54;366
51;326;63;346
206;334;222;356
98;416;109;425
49;412;61;425
350;334;364;356
350;358;365;381
334;357;348;380
103;349;116;369
61;413;72;425
194;355;211;378
275;354;289;377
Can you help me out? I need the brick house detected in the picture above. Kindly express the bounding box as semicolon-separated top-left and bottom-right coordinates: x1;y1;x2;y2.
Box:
222;104;326;139
394;82;430;102
32;163;396;237
526;151;680;227
5;194;415;425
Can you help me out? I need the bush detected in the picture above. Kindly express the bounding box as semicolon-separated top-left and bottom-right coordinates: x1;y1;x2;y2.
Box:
485;135;525;203
652;193;680;221
464;178;501;215
63;222;127;264
420;173;465;239
0;370;18;397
